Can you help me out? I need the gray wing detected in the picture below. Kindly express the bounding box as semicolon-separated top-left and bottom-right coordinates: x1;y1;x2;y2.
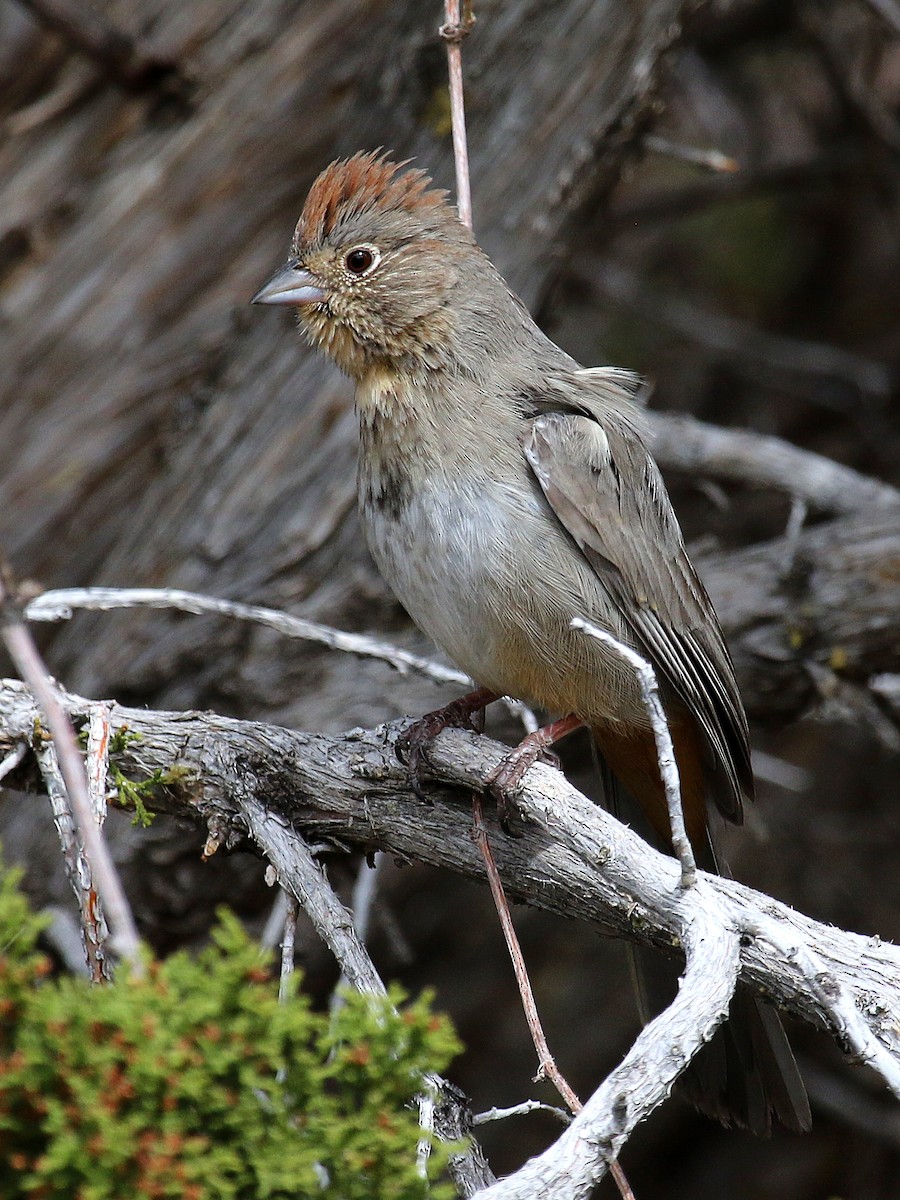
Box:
524;403;751;821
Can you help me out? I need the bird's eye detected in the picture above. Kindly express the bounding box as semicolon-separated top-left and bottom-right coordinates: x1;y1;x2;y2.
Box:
345;247;378;276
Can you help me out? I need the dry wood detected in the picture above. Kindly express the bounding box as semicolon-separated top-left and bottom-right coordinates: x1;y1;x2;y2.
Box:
5;677;900;1195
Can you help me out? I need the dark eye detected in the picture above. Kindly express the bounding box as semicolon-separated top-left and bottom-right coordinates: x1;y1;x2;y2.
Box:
345;247;376;275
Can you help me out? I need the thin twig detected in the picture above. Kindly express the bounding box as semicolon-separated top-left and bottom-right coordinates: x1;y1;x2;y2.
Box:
440;0;475;231
34;738;109;982
571;618;696;888
644;134;739;174
333;851;385;1008
278;890;299;1005
0;742;27;781
0;572;142;974
26;586;470;687
472;795;636;1200
24;586;538;732
474;1099;572;1126
260;886;290;951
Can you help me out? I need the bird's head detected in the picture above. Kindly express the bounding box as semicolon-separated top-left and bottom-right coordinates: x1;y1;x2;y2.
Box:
252;152;476;380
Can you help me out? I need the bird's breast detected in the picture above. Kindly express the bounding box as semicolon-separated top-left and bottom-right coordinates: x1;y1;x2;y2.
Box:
357;422;640;721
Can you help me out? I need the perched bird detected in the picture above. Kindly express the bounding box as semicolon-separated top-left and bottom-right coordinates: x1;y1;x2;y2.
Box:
252;151;810;1134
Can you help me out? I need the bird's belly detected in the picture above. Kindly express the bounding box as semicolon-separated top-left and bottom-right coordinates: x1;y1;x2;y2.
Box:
360;477;643;724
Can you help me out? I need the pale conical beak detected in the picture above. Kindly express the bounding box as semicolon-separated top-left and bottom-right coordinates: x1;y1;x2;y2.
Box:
251;258;326;306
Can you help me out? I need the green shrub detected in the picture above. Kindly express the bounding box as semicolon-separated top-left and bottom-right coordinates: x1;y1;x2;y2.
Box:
0;860;461;1199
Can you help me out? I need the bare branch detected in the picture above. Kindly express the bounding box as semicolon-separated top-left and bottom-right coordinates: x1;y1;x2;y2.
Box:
277;890;298;1006
6;682;900;1191
474;1100;571;1127
33;737;109;982
25;586;470;688
24;586;537;732
648;410;900;515
440;0;476;230
572;618;696;887
475;897;741;1198
644;134;739;174
0;578;142;973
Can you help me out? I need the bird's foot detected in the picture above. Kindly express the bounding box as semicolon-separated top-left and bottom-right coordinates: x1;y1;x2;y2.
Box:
486;714;583;830
396;687;499;801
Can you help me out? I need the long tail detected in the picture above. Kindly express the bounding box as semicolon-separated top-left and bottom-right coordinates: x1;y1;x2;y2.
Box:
592;720;811;1134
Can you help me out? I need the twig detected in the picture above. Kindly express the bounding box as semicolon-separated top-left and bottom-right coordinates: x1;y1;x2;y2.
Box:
472;795;636;1200
417;1080;439;1180
26;585;471;688
278;890;299;1005
644;134;739;174
647;411;900;515
24;586;537;731
571;619;696;888
0;742;27;781
333;851;385;1007
349;850;383;946
238;795;493;1196
0;571;142;974
474;1100;572;1126
472;796;578;1106
260;886;290;952
34;737;109;982
780;496;809;575
440;1;475;231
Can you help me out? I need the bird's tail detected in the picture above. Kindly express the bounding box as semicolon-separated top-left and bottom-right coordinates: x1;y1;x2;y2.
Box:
592;722;811;1134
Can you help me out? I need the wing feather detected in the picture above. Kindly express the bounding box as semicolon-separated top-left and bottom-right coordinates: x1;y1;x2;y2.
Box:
523;393;751;820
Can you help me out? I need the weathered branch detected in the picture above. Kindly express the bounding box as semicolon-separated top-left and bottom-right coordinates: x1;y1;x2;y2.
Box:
5;678;899;1194
648;410;900;515
1;678;897;1060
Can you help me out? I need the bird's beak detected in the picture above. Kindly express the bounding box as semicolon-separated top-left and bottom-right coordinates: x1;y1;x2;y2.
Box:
251;258;326;306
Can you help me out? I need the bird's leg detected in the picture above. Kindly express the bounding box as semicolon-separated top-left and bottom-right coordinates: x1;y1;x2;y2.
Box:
397;687;499;801
487;713;583;827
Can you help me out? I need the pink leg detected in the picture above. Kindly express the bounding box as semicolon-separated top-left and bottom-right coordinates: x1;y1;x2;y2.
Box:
487;713;584;827
398;688;499;801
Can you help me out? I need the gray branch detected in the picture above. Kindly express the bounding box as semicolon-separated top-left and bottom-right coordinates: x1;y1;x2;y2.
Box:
2;678;899;1197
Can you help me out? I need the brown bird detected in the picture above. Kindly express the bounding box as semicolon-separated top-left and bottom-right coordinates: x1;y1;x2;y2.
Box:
252;151;811;1134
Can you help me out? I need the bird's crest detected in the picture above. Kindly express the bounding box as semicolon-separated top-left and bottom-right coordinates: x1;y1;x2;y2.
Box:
294;151;448;248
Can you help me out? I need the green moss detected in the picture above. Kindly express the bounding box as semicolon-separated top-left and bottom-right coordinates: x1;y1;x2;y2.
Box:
0;853;461;1199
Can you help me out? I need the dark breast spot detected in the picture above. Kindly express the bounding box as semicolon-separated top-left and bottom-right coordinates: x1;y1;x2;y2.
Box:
362;462;413;520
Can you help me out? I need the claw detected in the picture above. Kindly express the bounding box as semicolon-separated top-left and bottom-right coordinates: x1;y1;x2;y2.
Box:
397;688;498;802
485;714;582;830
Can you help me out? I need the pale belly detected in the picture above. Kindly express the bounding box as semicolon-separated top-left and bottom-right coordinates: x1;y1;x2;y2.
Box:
359;472;644;725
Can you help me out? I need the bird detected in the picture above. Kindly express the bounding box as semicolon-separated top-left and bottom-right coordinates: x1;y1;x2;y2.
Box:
252;150;811;1135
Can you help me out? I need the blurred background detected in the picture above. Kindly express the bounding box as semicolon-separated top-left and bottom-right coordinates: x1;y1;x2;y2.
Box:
1;0;900;1195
